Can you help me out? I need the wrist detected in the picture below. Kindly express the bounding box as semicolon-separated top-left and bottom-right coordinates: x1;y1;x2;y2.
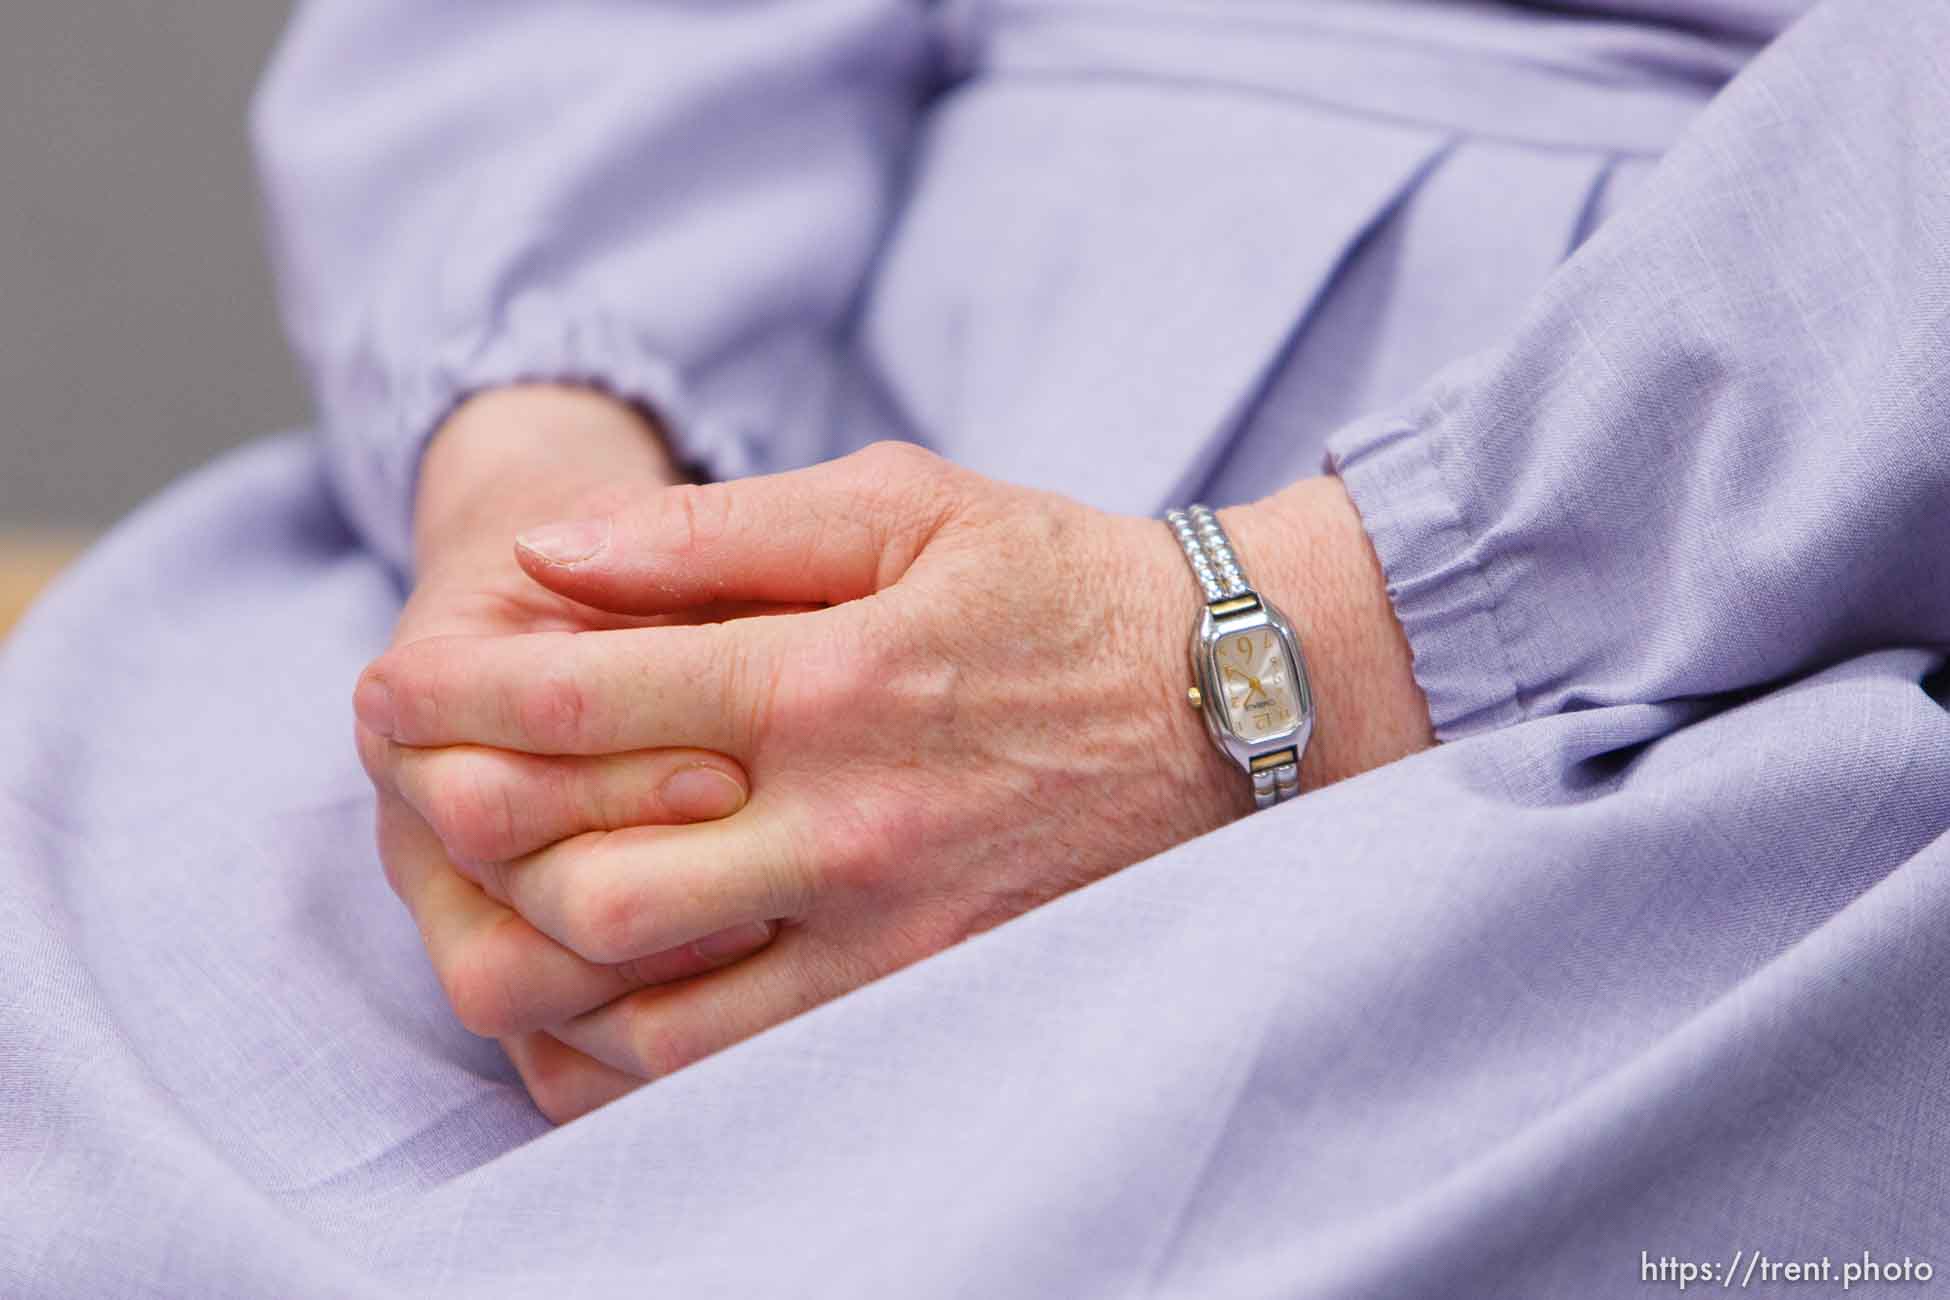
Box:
413;384;682;571
1221;477;1433;790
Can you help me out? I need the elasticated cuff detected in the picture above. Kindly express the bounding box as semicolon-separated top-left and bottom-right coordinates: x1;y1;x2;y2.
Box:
1324;391;1528;742
315;311;760;577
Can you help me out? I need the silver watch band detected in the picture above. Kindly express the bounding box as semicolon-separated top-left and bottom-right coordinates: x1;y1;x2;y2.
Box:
1165;505;1248;602
1251;756;1304;810
1165;505;1302;810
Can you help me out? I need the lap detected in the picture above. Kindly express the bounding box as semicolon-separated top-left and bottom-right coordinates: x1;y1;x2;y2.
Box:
0;435;544;1227
5;431;1948;1296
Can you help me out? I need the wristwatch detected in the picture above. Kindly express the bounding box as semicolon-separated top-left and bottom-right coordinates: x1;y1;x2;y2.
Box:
1165;505;1314;809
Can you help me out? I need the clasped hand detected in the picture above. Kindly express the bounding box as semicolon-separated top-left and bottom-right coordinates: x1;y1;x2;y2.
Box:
355;390;1425;1122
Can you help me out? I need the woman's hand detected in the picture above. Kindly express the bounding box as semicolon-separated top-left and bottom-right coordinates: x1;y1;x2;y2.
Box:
357;442;1433;1116
359;384;777;1117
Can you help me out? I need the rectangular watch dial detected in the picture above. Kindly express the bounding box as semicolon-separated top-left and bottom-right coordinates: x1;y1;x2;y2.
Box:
1216;629;1299;741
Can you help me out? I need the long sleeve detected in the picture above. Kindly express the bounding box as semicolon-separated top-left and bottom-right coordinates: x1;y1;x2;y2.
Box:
1327;0;1949;740
251;1;939;570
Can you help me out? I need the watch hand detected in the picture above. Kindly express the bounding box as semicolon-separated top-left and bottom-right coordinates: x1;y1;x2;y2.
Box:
1223;665;1269;704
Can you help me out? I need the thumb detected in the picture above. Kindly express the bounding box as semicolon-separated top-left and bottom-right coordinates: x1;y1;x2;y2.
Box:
512;442;958;616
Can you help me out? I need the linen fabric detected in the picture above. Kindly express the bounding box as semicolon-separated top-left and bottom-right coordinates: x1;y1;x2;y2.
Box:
7;1;1950;1295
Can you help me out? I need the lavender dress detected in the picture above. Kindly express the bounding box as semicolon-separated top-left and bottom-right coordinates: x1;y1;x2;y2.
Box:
6;1;1948;1295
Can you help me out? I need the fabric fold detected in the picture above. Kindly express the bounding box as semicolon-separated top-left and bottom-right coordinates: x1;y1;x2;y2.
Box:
1327;0;1950;736
863;80;1448;516
251;0;941;573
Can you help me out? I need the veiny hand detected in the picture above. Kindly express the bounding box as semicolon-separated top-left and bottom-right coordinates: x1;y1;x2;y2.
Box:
356;385;780;1118
357;441;1432;1119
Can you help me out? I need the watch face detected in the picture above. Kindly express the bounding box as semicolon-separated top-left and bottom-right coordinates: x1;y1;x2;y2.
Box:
1215;628;1301;742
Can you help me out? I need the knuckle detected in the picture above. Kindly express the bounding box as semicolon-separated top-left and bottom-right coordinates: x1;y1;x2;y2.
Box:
849;443;962;574
768;621;885;734
563;870;645;965
381;642;444;730
626;1007;709;1080
418;754;521;865
854;439;943;486
860;442;961;521
813;794;921;896
524;1074;581;1127
518;1045;593;1126
516;652;592;751
439;923;525;1038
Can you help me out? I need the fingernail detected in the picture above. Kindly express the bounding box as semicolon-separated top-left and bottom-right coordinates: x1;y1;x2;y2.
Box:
691;920;775;963
515;516;610;566
659;766;747;820
354;679;395;738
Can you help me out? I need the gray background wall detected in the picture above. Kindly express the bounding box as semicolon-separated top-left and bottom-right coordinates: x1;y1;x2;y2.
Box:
0;5;306;530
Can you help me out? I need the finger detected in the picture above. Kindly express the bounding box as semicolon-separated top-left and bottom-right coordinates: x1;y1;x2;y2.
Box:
397;593;822;645
500;1031;642;1124
376;788;775;1034
511;441;959;615
549;935;848;1080
371;733;749;867
379;788;633;1034
483;809;812;965
355;619;791;753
